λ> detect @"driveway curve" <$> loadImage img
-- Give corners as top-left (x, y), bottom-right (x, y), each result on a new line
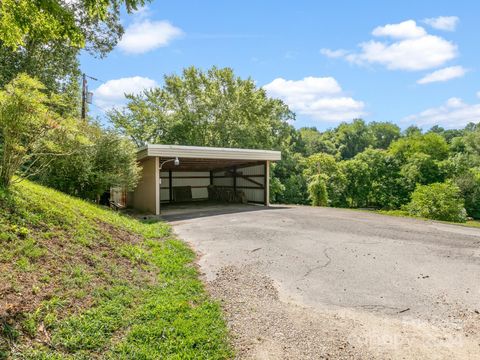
top-left (167, 205), bottom-right (480, 359)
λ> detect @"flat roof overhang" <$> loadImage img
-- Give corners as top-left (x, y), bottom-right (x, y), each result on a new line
top-left (137, 144), bottom-right (281, 171)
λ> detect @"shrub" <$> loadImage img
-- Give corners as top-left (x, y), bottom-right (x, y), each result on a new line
top-left (454, 169), bottom-right (480, 219)
top-left (405, 182), bottom-right (467, 222)
top-left (308, 174), bottom-right (328, 206)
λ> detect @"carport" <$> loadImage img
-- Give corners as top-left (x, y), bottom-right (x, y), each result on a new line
top-left (128, 145), bottom-right (281, 215)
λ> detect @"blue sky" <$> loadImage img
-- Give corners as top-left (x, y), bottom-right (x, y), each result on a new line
top-left (81, 0), bottom-right (480, 130)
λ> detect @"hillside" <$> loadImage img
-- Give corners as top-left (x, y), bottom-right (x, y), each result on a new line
top-left (0, 181), bottom-right (232, 359)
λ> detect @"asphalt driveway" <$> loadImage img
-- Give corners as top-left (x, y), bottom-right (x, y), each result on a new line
top-left (167, 205), bottom-right (480, 359)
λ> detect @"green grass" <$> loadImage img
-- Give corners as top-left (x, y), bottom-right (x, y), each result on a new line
top-left (0, 180), bottom-right (232, 359)
top-left (372, 209), bottom-right (480, 228)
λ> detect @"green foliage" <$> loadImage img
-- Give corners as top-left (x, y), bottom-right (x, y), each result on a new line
top-left (0, 40), bottom-right (81, 117)
top-left (405, 182), bottom-right (467, 223)
top-left (35, 121), bottom-right (141, 200)
top-left (0, 180), bottom-right (232, 358)
top-left (335, 119), bottom-right (374, 159)
top-left (354, 148), bottom-right (407, 208)
top-left (369, 121), bottom-right (401, 149)
top-left (298, 127), bottom-right (337, 156)
top-left (0, 74), bottom-right (74, 188)
top-left (400, 153), bottom-right (443, 190)
top-left (454, 168), bottom-right (480, 218)
top-left (340, 159), bottom-right (371, 207)
top-left (272, 151), bottom-right (308, 204)
top-left (269, 171), bottom-right (286, 203)
top-left (109, 66), bottom-right (294, 149)
top-left (308, 174), bottom-right (328, 206)
top-left (388, 132), bottom-right (449, 161)
top-left (0, 0), bottom-right (147, 52)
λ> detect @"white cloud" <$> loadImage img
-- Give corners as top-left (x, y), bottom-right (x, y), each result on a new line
top-left (424, 16), bottom-right (459, 31)
top-left (372, 20), bottom-right (426, 39)
top-left (118, 20), bottom-right (183, 54)
top-left (417, 65), bottom-right (467, 84)
top-left (403, 95), bottom-right (480, 129)
top-left (320, 48), bottom-right (348, 58)
top-left (322, 20), bottom-right (458, 71)
top-left (264, 77), bottom-right (365, 123)
top-left (477, 91), bottom-right (480, 99)
top-left (94, 76), bottom-right (157, 109)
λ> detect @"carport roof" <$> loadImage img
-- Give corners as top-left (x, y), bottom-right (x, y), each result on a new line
top-left (137, 144), bottom-right (281, 162)
top-left (137, 144), bottom-right (281, 171)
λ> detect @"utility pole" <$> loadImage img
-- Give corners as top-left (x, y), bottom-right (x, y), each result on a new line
top-left (81, 73), bottom-right (98, 120)
top-left (81, 73), bottom-right (87, 120)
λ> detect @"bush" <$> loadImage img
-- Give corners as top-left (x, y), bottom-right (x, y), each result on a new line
top-left (308, 174), bottom-right (328, 206)
top-left (405, 182), bottom-right (467, 222)
top-left (454, 169), bottom-right (480, 219)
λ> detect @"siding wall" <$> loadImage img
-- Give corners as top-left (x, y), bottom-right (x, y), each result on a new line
top-left (131, 157), bottom-right (158, 214)
top-left (213, 163), bottom-right (265, 204)
top-left (160, 171), bottom-right (210, 203)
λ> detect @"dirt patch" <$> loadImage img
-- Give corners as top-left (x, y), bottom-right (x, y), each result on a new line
top-left (208, 265), bottom-right (480, 360)
top-left (208, 265), bottom-right (372, 359)
top-left (0, 220), bottom-right (158, 353)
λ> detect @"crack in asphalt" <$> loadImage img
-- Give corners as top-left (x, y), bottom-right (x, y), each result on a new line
top-left (302, 247), bottom-right (332, 278)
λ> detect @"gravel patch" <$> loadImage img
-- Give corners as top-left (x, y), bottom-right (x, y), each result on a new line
top-left (208, 265), bottom-right (373, 359)
top-left (208, 265), bottom-right (480, 360)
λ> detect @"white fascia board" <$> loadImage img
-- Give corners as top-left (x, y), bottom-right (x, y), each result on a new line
top-left (138, 144), bottom-right (281, 161)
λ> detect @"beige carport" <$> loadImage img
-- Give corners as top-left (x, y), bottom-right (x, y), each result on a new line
top-left (128, 145), bottom-right (281, 215)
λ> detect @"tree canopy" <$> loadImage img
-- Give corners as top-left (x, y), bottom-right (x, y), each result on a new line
top-left (0, 0), bottom-right (148, 53)
top-left (109, 66), bottom-right (295, 149)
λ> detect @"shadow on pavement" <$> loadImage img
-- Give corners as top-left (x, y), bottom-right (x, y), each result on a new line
top-left (158, 202), bottom-right (289, 222)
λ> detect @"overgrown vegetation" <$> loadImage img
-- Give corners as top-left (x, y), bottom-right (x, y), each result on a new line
top-left (0, 180), bottom-right (232, 359)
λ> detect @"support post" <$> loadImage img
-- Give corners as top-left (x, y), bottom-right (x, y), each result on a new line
top-left (155, 157), bottom-right (160, 215)
top-left (264, 160), bottom-right (270, 206)
top-left (81, 73), bottom-right (87, 120)
top-left (169, 170), bottom-right (173, 203)
top-left (233, 166), bottom-right (237, 193)
top-left (210, 170), bottom-right (213, 185)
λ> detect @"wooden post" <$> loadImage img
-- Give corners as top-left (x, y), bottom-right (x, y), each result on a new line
top-left (169, 170), bottom-right (173, 203)
top-left (210, 170), bottom-right (213, 185)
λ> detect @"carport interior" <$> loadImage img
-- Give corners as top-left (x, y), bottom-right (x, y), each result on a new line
top-left (159, 157), bottom-right (268, 206)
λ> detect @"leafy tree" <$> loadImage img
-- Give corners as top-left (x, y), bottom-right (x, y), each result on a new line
top-left (400, 153), bottom-right (443, 189)
top-left (340, 159), bottom-right (371, 207)
top-left (0, 74), bottom-right (73, 188)
top-left (308, 174), bottom-right (328, 206)
top-left (428, 125), bottom-right (464, 143)
top-left (454, 169), bottom-right (480, 219)
top-left (109, 66), bottom-right (294, 149)
top-left (405, 182), bottom-right (467, 222)
top-left (269, 172), bottom-right (286, 204)
top-left (354, 148), bottom-right (407, 208)
top-left (298, 127), bottom-right (337, 156)
top-left (389, 133), bottom-right (449, 161)
top-left (369, 121), bottom-right (400, 149)
top-left (303, 153), bottom-right (347, 207)
top-left (272, 151), bottom-right (308, 204)
top-left (303, 153), bottom-right (338, 179)
top-left (403, 125), bottom-right (422, 137)
top-left (35, 122), bottom-right (140, 201)
top-left (335, 119), bottom-right (374, 159)
top-left (0, 0), bottom-right (146, 52)
top-left (0, 40), bottom-right (81, 117)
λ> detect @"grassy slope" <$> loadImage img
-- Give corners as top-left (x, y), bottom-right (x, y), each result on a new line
top-left (0, 181), bottom-right (232, 359)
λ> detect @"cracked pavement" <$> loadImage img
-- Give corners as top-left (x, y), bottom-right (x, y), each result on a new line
top-left (166, 204), bottom-right (480, 359)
